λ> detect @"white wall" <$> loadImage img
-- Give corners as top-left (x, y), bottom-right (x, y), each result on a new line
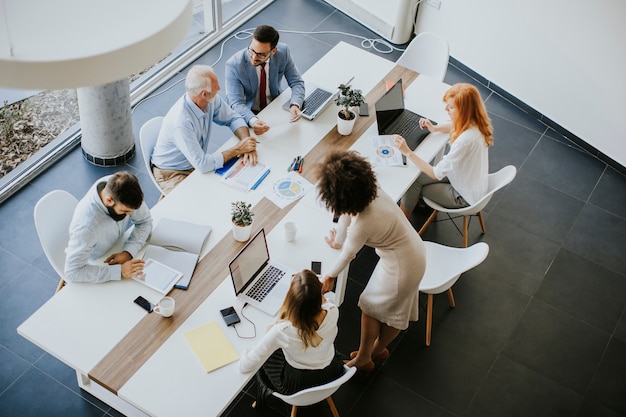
top-left (416, 0), bottom-right (626, 167)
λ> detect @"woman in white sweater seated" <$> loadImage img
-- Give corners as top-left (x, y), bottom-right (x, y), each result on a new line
top-left (239, 269), bottom-right (344, 408)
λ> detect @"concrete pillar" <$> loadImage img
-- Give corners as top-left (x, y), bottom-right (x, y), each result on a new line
top-left (77, 79), bottom-right (135, 166)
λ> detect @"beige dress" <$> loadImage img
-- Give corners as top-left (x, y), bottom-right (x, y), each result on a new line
top-left (327, 189), bottom-right (426, 330)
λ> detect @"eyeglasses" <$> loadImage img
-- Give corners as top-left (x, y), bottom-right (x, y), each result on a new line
top-left (248, 46), bottom-right (271, 59)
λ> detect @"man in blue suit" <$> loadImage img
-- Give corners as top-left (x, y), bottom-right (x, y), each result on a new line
top-left (225, 25), bottom-right (305, 135)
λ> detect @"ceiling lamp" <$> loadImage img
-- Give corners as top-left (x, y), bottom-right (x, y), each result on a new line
top-left (0, 0), bottom-right (192, 90)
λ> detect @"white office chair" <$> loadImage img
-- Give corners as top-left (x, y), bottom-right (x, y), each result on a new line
top-left (272, 365), bottom-right (357, 417)
top-left (34, 190), bottom-right (79, 292)
top-left (419, 165), bottom-right (517, 247)
top-left (419, 241), bottom-right (489, 346)
top-left (139, 116), bottom-right (165, 196)
top-left (396, 32), bottom-right (450, 82)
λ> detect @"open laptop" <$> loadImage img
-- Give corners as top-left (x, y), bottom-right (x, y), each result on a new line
top-left (375, 79), bottom-right (432, 151)
top-left (282, 77), bottom-right (354, 120)
top-left (282, 83), bottom-right (334, 120)
top-left (228, 228), bottom-right (294, 316)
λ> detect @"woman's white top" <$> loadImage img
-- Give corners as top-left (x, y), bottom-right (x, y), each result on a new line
top-left (433, 127), bottom-right (489, 205)
top-left (239, 301), bottom-right (339, 372)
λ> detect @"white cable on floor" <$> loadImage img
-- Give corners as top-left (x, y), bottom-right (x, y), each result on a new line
top-left (132, 28), bottom-right (406, 112)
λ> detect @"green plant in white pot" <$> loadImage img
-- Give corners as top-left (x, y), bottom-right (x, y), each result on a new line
top-left (335, 83), bottom-right (365, 135)
top-left (231, 201), bottom-right (254, 242)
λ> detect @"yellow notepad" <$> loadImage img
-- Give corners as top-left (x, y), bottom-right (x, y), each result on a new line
top-left (183, 321), bottom-right (239, 372)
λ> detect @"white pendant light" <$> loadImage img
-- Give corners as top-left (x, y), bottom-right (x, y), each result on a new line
top-left (0, 0), bottom-right (193, 89)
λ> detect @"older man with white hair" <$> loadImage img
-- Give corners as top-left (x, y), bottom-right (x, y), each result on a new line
top-left (151, 65), bottom-right (258, 194)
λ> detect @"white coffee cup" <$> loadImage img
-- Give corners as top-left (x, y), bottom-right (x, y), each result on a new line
top-left (284, 221), bottom-right (297, 242)
top-left (154, 296), bottom-right (175, 317)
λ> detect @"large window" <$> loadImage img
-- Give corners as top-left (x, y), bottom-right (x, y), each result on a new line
top-left (0, 0), bottom-right (273, 204)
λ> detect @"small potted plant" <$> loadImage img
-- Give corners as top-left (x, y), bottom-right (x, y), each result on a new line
top-left (231, 201), bottom-right (254, 242)
top-left (334, 83), bottom-right (365, 135)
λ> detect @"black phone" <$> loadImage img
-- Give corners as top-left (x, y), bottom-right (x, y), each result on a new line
top-left (134, 296), bottom-right (153, 313)
top-left (311, 261), bottom-right (322, 275)
top-left (359, 102), bottom-right (369, 116)
top-left (220, 306), bottom-right (241, 326)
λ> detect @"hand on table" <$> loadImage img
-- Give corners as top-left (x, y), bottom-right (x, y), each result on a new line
top-left (105, 251), bottom-right (132, 265)
top-left (252, 120), bottom-right (270, 135)
top-left (392, 135), bottom-right (411, 155)
top-left (241, 150), bottom-right (258, 166)
top-left (419, 117), bottom-right (436, 131)
top-left (324, 228), bottom-right (342, 249)
top-left (237, 136), bottom-right (257, 154)
top-left (289, 105), bottom-right (302, 123)
top-left (121, 259), bottom-right (145, 279)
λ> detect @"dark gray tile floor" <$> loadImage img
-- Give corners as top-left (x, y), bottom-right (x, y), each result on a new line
top-left (1, 0), bottom-right (625, 416)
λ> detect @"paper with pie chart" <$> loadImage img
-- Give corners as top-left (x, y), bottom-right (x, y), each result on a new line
top-left (268, 171), bottom-right (313, 208)
top-left (371, 135), bottom-right (404, 166)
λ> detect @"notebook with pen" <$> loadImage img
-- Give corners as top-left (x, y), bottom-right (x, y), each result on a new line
top-left (219, 158), bottom-right (270, 191)
top-left (375, 79), bottom-right (432, 151)
top-left (228, 228), bottom-right (294, 316)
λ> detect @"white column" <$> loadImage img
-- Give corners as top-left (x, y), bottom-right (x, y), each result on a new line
top-left (77, 79), bottom-right (135, 166)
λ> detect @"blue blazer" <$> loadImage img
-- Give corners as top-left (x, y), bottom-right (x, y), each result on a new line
top-left (225, 43), bottom-right (305, 124)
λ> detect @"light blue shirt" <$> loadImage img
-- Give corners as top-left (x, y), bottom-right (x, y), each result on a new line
top-left (64, 177), bottom-right (153, 283)
top-left (151, 94), bottom-right (247, 172)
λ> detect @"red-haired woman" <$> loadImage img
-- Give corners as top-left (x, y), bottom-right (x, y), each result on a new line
top-left (394, 82), bottom-right (494, 218)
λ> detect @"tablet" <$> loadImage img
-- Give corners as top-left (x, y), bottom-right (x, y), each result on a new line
top-left (132, 258), bottom-right (183, 295)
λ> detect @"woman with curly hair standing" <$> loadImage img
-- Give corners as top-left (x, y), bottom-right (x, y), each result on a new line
top-left (318, 150), bottom-right (426, 373)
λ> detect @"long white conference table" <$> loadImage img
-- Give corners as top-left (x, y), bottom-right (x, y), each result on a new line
top-left (18, 41), bottom-right (450, 417)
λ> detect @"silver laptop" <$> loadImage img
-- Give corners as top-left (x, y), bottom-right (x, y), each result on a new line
top-left (228, 228), bottom-right (294, 316)
top-left (282, 77), bottom-right (354, 120)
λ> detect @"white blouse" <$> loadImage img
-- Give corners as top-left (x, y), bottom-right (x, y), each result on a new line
top-left (433, 127), bottom-right (489, 205)
top-left (239, 301), bottom-right (339, 373)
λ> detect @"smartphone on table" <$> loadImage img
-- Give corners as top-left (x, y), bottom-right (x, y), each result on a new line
top-left (311, 261), bottom-right (322, 275)
top-left (134, 296), bottom-right (153, 313)
top-left (220, 306), bottom-right (241, 326)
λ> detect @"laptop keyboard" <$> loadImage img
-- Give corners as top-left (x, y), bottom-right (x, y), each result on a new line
top-left (302, 88), bottom-right (333, 117)
top-left (391, 113), bottom-right (423, 139)
top-left (245, 265), bottom-right (285, 302)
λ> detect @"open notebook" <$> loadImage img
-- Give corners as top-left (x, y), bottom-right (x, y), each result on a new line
top-left (143, 218), bottom-right (212, 290)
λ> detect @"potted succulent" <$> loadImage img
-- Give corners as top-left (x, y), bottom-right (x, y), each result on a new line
top-left (231, 201), bottom-right (254, 242)
top-left (335, 83), bottom-right (365, 135)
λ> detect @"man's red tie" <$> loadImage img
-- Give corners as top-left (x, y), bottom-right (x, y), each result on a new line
top-left (259, 63), bottom-right (267, 110)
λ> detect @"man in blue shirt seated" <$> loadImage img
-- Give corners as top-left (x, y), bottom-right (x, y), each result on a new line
top-left (225, 25), bottom-right (305, 135)
top-left (65, 171), bottom-right (153, 283)
top-left (151, 65), bottom-right (258, 194)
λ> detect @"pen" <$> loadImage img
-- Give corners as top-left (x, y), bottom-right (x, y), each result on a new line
top-left (290, 112), bottom-right (303, 122)
top-left (293, 156), bottom-right (301, 171)
top-left (298, 158), bottom-right (303, 173)
top-left (251, 169), bottom-right (271, 190)
top-left (288, 157), bottom-right (296, 171)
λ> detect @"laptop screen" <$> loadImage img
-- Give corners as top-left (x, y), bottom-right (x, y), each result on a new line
top-left (375, 79), bottom-right (405, 134)
top-left (229, 229), bottom-right (270, 295)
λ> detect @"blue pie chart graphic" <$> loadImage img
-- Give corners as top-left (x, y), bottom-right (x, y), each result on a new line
top-left (276, 179), bottom-right (303, 198)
